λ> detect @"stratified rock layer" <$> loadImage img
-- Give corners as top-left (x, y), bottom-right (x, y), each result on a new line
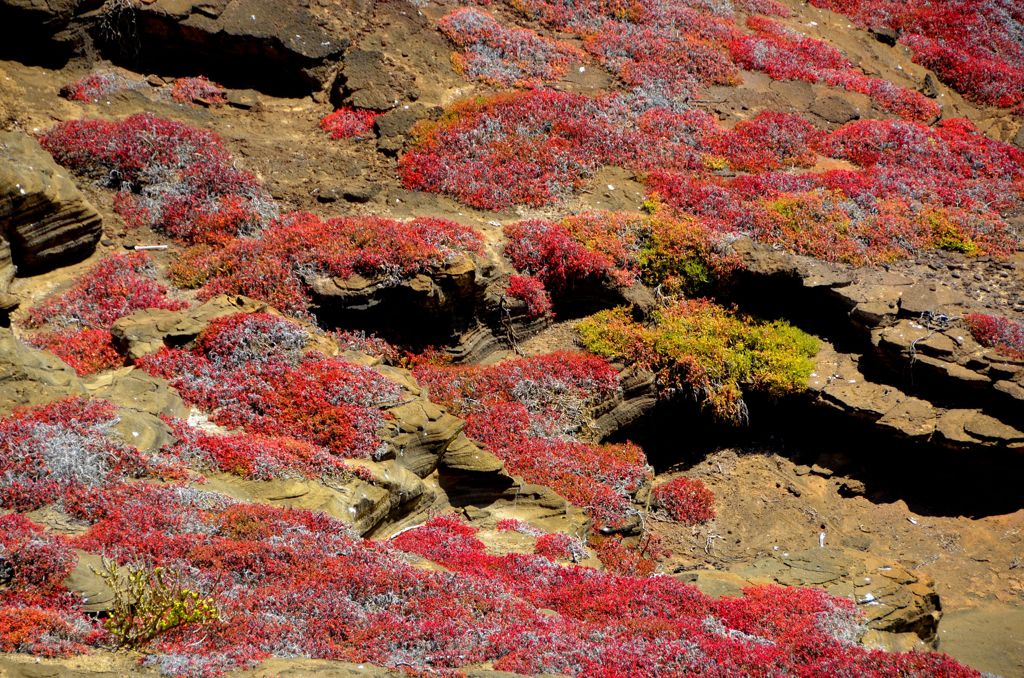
top-left (0, 131), bottom-right (102, 321)
top-left (731, 238), bottom-right (1024, 451)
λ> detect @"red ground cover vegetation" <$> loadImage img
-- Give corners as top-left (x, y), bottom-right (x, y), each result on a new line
top-left (652, 476), bottom-right (716, 524)
top-left (534, 532), bottom-right (588, 562)
top-left (965, 313), bottom-right (1024, 360)
top-left (400, 90), bottom-right (634, 209)
top-left (439, 7), bottom-right (583, 87)
top-left (0, 398), bottom-right (154, 512)
top-left (413, 352), bottom-right (652, 528)
top-left (581, 10), bottom-right (739, 108)
top-left (389, 515), bottom-right (977, 677)
top-left (0, 489), bottom-right (980, 675)
top-left (649, 117), bottom-right (1024, 264)
top-left (330, 329), bottom-right (403, 363)
top-left (403, 89), bottom-right (1024, 259)
top-left (26, 329), bottom-right (123, 376)
top-left (592, 532), bottom-right (667, 576)
top-left (38, 115), bottom-right (490, 318)
top-left (60, 71), bottom-right (144, 102)
top-left (163, 420), bottom-right (362, 481)
top-left (39, 113), bottom-right (276, 244)
top-left (400, 90), bottom-right (820, 210)
top-left (0, 514), bottom-right (102, 657)
top-left (171, 212), bottom-right (484, 316)
top-left (0, 407), bottom-right (980, 676)
top-left (503, 0), bottom-right (928, 117)
top-left (320, 107), bottom-right (379, 139)
top-left (811, 0), bottom-right (1024, 114)
top-left (504, 209), bottom-right (735, 298)
top-left (729, 16), bottom-right (939, 121)
top-left (22, 252), bottom-right (185, 375)
top-left (504, 219), bottom-right (613, 291)
top-left (138, 313), bottom-right (402, 458)
top-left (496, 517), bottom-right (544, 535)
top-left (735, 0), bottom-right (792, 16)
top-left (169, 76), bottom-right (226, 107)
top-left (504, 274), bottom-right (553, 318)
top-left (24, 253), bottom-right (185, 330)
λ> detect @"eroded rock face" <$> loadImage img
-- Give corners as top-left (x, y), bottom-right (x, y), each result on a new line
top-left (96, 0), bottom-right (351, 95)
top-left (0, 131), bottom-right (102, 298)
top-left (113, 296), bottom-right (498, 480)
top-left (0, 0), bottom-right (89, 63)
top-left (730, 239), bottom-right (1024, 451)
top-left (811, 345), bottom-right (1024, 450)
top-left (592, 365), bottom-right (659, 438)
top-left (310, 255), bottom-right (487, 345)
top-left (873, 319), bottom-right (1024, 430)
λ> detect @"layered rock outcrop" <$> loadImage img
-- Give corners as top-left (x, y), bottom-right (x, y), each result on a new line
top-left (730, 238), bottom-right (1024, 451)
top-left (110, 297), bottom-right (528, 534)
top-left (0, 131), bottom-right (102, 322)
top-left (97, 0), bottom-right (350, 95)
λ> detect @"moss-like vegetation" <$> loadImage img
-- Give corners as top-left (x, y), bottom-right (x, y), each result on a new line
top-left (578, 300), bottom-right (819, 422)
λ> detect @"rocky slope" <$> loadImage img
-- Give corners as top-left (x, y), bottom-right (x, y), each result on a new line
top-left (1, 0), bottom-right (1023, 675)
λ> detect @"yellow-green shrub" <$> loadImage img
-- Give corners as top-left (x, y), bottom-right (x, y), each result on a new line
top-left (94, 559), bottom-right (219, 649)
top-left (578, 300), bottom-right (819, 422)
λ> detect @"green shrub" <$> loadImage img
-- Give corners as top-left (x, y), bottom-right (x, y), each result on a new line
top-left (578, 300), bottom-right (819, 422)
top-left (94, 559), bottom-right (219, 649)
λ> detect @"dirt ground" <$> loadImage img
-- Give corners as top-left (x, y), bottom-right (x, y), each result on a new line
top-left (651, 449), bottom-right (1024, 677)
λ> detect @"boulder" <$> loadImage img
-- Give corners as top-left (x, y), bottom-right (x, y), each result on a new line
top-left (872, 319), bottom-right (1024, 428)
top-left (0, 0), bottom-right (81, 27)
top-left (111, 294), bottom-right (271, 359)
top-left (84, 366), bottom-right (189, 452)
top-left (381, 397), bottom-right (468, 477)
top-left (0, 330), bottom-right (182, 449)
top-left (375, 102), bottom-right (435, 155)
top-left (101, 0), bottom-right (351, 95)
top-left (441, 433), bottom-right (504, 473)
top-left (0, 326), bottom-right (85, 414)
top-left (810, 94), bottom-right (860, 124)
top-left (0, 131), bottom-right (102, 278)
top-left (337, 49), bottom-right (418, 111)
top-left (85, 366), bottom-right (189, 419)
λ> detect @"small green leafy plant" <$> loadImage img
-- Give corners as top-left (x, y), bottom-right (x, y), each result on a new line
top-left (94, 558), bottom-right (219, 649)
